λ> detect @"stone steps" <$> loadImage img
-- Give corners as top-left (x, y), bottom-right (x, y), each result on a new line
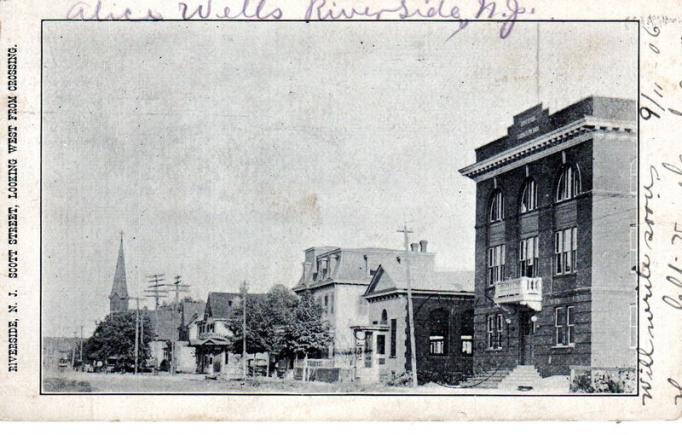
top-left (459, 368), bottom-right (512, 389)
top-left (460, 365), bottom-right (545, 390)
top-left (497, 365), bottom-right (543, 391)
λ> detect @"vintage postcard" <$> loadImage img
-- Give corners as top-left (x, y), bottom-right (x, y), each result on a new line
top-left (0, 0), bottom-right (681, 421)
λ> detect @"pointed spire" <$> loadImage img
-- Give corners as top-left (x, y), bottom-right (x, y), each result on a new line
top-left (111, 232), bottom-right (129, 300)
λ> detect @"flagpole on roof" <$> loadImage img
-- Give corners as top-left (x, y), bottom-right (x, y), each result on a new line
top-left (536, 22), bottom-right (541, 103)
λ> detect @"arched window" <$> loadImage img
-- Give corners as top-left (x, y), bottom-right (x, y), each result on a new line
top-left (556, 165), bottom-right (581, 202)
top-left (429, 309), bottom-right (448, 355)
top-left (489, 190), bottom-right (504, 222)
top-left (381, 309), bottom-right (388, 325)
top-left (520, 178), bottom-right (538, 213)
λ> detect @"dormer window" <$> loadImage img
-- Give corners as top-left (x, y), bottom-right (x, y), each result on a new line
top-left (489, 190), bottom-right (504, 222)
top-left (556, 165), bottom-right (581, 202)
top-left (520, 178), bottom-right (537, 213)
top-left (320, 258), bottom-right (329, 278)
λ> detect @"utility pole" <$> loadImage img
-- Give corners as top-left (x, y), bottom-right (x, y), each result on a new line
top-left (146, 274), bottom-right (167, 306)
top-left (168, 276), bottom-right (189, 375)
top-left (240, 281), bottom-right (248, 380)
top-left (134, 300), bottom-right (139, 375)
top-left (71, 330), bottom-right (77, 369)
top-left (140, 308), bottom-right (145, 367)
top-left (144, 273), bottom-right (167, 370)
top-left (130, 296), bottom-right (142, 375)
top-left (79, 325), bottom-right (84, 370)
top-left (92, 320), bottom-right (100, 370)
top-left (398, 224), bottom-right (418, 388)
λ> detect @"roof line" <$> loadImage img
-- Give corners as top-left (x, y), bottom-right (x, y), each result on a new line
top-left (459, 116), bottom-right (636, 179)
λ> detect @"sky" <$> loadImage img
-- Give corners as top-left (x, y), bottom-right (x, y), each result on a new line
top-left (42, 21), bottom-right (637, 337)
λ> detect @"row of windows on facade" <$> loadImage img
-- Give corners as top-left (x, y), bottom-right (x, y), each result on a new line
top-left (487, 224), bottom-right (637, 286)
top-left (316, 293), bottom-right (335, 315)
top-left (371, 309), bottom-right (474, 358)
top-left (487, 227), bottom-right (578, 286)
top-left (199, 322), bottom-right (216, 334)
top-left (489, 165), bottom-right (581, 223)
top-left (313, 255), bottom-right (378, 282)
top-left (488, 161), bottom-right (637, 223)
top-left (485, 304), bottom-right (637, 350)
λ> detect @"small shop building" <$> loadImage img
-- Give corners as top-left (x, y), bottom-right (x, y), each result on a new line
top-left (355, 255), bottom-right (474, 385)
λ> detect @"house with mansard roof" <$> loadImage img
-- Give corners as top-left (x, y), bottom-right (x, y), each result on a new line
top-left (292, 243), bottom-right (436, 366)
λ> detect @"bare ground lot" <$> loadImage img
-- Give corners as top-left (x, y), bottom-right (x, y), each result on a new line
top-left (43, 371), bottom-right (571, 394)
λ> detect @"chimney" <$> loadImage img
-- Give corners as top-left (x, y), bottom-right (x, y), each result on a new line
top-left (303, 262), bottom-right (312, 282)
top-left (419, 240), bottom-right (428, 252)
top-left (410, 242), bottom-right (420, 252)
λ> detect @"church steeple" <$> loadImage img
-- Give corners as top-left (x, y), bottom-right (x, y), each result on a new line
top-left (109, 231), bottom-right (129, 313)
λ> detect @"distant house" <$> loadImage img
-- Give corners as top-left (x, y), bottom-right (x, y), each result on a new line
top-left (148, 298), bottom-right (205, 372)
top-left (191, 292), bottom-right (266, 377)
top-left (42, 336), bottom-right (80, 371)
top-left (357, 255), bottom-right (474, 384)
top-left (292, 244), bottom-right (436, 367)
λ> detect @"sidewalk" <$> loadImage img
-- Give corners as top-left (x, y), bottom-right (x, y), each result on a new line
top-left (43, 370), bottom-right (572, 394)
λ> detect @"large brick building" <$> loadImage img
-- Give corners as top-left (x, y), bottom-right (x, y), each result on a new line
top-left (459, 96), bottom-right (637, 377)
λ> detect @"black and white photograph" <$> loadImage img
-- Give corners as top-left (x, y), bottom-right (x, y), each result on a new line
top-left (40, 20), bottom-right (638, 395)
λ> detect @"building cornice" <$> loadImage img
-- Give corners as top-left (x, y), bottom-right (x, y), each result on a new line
top-left (365, 288), bottom-right (474, 301)
top-left (459, 116), bottom-right (636, 182)
top-left (293, 279), bottom-right (370, 292)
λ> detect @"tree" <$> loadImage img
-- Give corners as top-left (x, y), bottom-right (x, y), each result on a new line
top-left (281, 291), bottom-right (333, 359)
top-left (84, 311), bottom-right (152, 371)
top-left (228, 286), bottom-right (332, 361)
top-left (228, 284), bottom-right (298, 356)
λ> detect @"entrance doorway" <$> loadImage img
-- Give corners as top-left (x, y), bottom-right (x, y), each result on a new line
top-left (352, 326), bottom-right (389, 384)
top-left (519, 309), bottom-right (535, 365)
